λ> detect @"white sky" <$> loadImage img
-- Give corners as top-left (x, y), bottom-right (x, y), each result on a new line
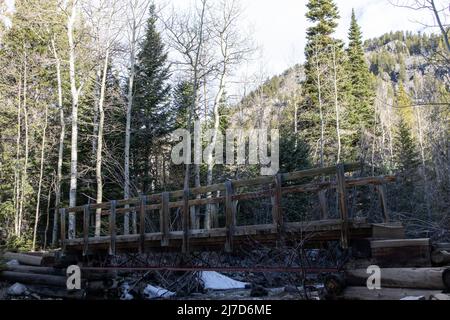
top-left (3, 0), bottom-right (445, 82)
top-left (239, 0), bottom-right (445, 76)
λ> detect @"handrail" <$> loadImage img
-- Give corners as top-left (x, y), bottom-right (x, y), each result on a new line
top-left (65, 163), bottom-right (362, 213)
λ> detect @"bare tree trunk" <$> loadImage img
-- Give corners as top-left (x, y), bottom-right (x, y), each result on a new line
top-left (44, 179), bottom-right (53, 250)
top-left (332, 45), bottom-right (342, 164)
top-left (205, 68), bottom-right (226, 229)
top-left (51, 38), bottom-right (65, 247)
top-left (19, 50), bottom-right (29, 238)
top-left (14, 74), bottom-right (22, 236)
top-left (95, 48), bottom-right (110, 237)
top-left (124, 22), bottom-right (136, 236)
top-left (67, 2), bottom-right (80, 239)
top-left (32, 104), bottom-right (49, 251)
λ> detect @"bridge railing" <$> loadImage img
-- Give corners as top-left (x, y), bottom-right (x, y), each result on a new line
top-left (60, 163), bottom-right (395, 255)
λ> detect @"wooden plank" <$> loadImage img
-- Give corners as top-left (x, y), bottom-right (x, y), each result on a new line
top-left (83, 205), bottom-right (90, 256)
top-left (371, 238), bottom-right (431, 267)
top-left (182, 189), bottom-right (190, 254)
top-left (340, 286), bottom-right (441, 300)
top-left (372, 223), bottom-right (405, 239)
top-left (376, 184), bottom-right (390, 222)
top-left (272, 174), bottom-right (284, 233)
top-left (139, 196), bottom-right (147, 253)
top-left (161, 192), bottom-right (170, 247)
top-left (224, 181), bottom-right (236, 253)
top-left (371, 238), bottom-right (430, 249)
top-left (109, 200), bottom-right (117, 256)
top-left (336, 164), bottom-right (349, 249)
top-left (60, 208), bottom-right (66, 253)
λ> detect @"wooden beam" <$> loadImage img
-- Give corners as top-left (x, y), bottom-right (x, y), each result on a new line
top-left (336, 164), bottom-right (349, 249)
top-left (161, 192), bottom-right (170, 247)
top-left (182, 189), bottom-right (190, 254)
top-left (225, 181), bottom-right (236, 253)
top-left (109, 200), bottom-right (117, 256)
top-left (83, 205), bottom-right (90, 256)
top-left (272, 174), bottom-right (284, 233)
top-left (376, 184), bottom-right (390, 222)
top-left (318, 190), bottom-right (329, 220)
top-left (139, 196), bottom-right (147, 253)
top-left (60, 208), bottom-right (66, 254)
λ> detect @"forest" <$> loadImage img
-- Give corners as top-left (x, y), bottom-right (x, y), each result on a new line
top-left (0, 0), bottom-right (448, 257)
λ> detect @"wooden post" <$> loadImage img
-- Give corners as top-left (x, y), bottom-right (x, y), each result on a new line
top-left (83, 204), bottom-right (90, 256)
top-left (60, 208), bottom-right (66, 254)
top-left (182, 189), bottom-right (190, 254)
top-left (318, 190), bottom-right (329, 220)
top-left (139, 196), bottom-right (147, 253)
top-left (109, 200), bottom-right (117, 256)
top-left (161, 192), bottom-right (170, 247)
top-left (272, 174), bottom-right (284, 233)
top-left (336, 164), bottom-right (349, 249)
top-left (225, 181), bottom-right (236, 253)
top-left (376, 183), bottom-right (390, 223)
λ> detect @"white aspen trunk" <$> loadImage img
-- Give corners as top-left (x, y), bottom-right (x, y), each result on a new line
top-left (44, 180), bottom-right (53, 250)
top-left (14, 75), bottom-right (22, 236)
top-left (124, 21), bottom-right (136, 236)
top-left (332, 46), bottom-right (342, 164)
top-left (68, 2), bottom-right (80, 239)
top-left (315, 55), bottom-right (325, 169)
top-left (95, 48), bottom-right (110, 237)
top-left (32, 104), bottom-right (49, 251)
top-left (19, 51), bottom-right (29, 238)
top-left (51, 38), bottom-right (65, 247)
top-left (205, 59), bottom-right (226, 229)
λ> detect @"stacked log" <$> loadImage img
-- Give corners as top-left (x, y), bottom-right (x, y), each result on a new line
top-left (336, 267), bottom-right (450, 300)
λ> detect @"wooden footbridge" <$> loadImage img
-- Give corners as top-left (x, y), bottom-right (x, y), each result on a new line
top-left (60, 163), bottom-right (401, 256)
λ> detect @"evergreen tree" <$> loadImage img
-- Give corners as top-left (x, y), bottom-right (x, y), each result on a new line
top-left (131, 4), bottom-right (172, 193)
top-left (304, 0), bottom-right (340, 99)
top-left (346, 9), bottom-right (375, 128)
top-left (344, 9), bottom-right (376, 161)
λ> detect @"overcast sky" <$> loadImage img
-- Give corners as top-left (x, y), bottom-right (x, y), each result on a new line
top-left (3, 0), bottom-right (444, 81)
top-left (238, 0), bottom-right (444, 76)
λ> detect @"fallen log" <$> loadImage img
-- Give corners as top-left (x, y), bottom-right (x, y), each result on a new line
top-left (27, 285), bottom-right (85, 300)
top-left (0, 271), bottom-right (68, 287)
top-left (431, 250), bottom-right (450, 266)
top-left (3, 252), bottom-right (53, 266)
top-left (345, 267), bottom-right (450, 290)
top-left (371, 238), bottom-right (431, 267)
top-left (340, 286), bottom-right (441, 300)
top-left (6, 265), bottom-right (66, 276)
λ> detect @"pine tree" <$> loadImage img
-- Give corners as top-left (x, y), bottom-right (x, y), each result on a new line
top-left (395, 116), bottom-right (420, 176)
top-left (346, 9), bottom-right (375, 128)
top-left (304, 0), bottom-right (340, 98)
top-left (131, 4), bottom-right (172, 193)
top-left (344, 9), bottom-right (376, 161)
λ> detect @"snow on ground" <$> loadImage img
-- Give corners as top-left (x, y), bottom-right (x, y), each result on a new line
top-left (143, 285), bottom-right (175, 299)
top-left (200, 271), bottom-right (249, 290)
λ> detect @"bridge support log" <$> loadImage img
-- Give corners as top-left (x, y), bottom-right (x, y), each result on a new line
top-left (336, 164), bottom-right (349, 249)
top-left (161, 192), bottom-right (170, 247)
top-left (109, 200), bottom-right (117, 256)
top-left (182, 189), bottom-right (190, 254)
top-left (225, 181), bottom-right (236, 253)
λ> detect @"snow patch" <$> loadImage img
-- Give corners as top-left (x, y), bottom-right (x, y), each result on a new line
top-left (401, 296), bottom-right (425, 300)
top-left (6, 259), bottom-right (19, 266)
top-left (143, 285), bottom-right (175, 299)
top-left (200, 271), bottom-right (249, 290)
top-left (120, 282), bottom-right (134, 300)
top-left (7, 283), bottom-right (28, 296)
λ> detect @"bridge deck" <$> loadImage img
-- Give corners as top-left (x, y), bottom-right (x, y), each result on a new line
top-left (60, 163), bottom-right (398, 256)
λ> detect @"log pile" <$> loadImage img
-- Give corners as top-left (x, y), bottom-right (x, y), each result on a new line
top-left (0, 252), bottom-right (117, 299)
top-left (331, 238), bottom-right (450, 300)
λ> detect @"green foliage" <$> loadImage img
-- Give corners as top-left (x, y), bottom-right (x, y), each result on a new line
top-left (131, 4), bottom-right (173, 193)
